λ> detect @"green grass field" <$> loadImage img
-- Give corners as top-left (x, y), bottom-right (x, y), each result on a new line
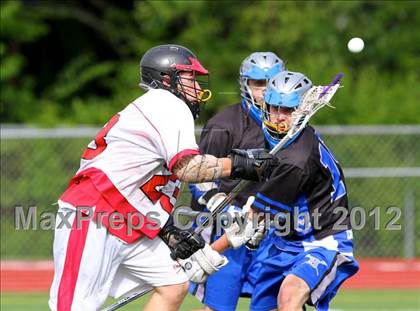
top-left (1, 289), bottom-right (419, 311)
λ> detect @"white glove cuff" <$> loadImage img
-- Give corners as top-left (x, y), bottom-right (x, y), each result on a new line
top-left (193, 244), bottom-right (228, 274)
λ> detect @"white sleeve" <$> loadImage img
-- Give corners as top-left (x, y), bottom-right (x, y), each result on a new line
top-left (139, 90), bottom-right (200, 171)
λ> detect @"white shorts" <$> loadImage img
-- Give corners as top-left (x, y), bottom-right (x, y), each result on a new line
top-left (49, 205), bottom-right (188, 311)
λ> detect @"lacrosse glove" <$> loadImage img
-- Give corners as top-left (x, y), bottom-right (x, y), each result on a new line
top-left (230, 148), bottom-right (278, 181)
top-left (224, 196), bottom-right (267, 249)
top-left (179, 244), bottom-right (228, 283)
top-left (159, 216), bottom-right (205, 260)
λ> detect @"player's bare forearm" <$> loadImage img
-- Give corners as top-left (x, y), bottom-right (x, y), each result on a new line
top-left (173, 154), bottom-right (232, 183)
top-left (210, 234), bottom-right (231, 253)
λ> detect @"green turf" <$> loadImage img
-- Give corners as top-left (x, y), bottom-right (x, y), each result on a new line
top-left (1, 289), bottom-right (419, 310)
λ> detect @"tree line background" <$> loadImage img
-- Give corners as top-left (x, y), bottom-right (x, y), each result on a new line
top-left (1, 0), bottom-right (419, 126)
top-left (1, 1), bottom-right (420, 259)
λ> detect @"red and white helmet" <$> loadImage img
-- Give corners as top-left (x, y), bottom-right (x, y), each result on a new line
top-left (140, 44), bottom-right (211, 119)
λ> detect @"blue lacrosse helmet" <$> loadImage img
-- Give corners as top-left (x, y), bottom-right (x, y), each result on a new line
top-left (262, 71), bottom-right (312, 148)
top-left (239, 52), bottom-right (285, 125)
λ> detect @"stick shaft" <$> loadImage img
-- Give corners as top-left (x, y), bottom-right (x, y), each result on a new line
top-left (319, 73), bottom-right (344, 98)
top-left (102, 288), bottom-right (153, 311)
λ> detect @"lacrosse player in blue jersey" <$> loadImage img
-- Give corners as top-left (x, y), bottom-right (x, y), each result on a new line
top-left (188, 52), bottom-right (285, 311)
top-left (191, 71), bottom-right (359, 311)
top-left (246, 71), bottom-right (359, 311)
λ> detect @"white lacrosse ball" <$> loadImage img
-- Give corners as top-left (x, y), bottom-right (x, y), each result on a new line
top-left (347, 37), bottom-right (364, 53)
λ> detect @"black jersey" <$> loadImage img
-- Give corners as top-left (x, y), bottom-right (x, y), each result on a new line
top-left (192, 102), bottom-right (265, 210)
top-left (252, 126), bottom-right (350, 240)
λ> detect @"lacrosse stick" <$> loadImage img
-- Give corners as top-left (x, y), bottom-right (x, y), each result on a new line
top-left (101, 288), bottom-right (153, 311)
top-left (194, 73), bottom-right (344, 235)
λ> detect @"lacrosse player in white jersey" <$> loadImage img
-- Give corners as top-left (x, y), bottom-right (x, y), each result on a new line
top-left (48, 44), bottom-right (277, 311)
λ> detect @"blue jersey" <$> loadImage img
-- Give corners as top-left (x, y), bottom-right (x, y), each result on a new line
top-left (251, 126), bottom-right (350, 241)
top-left (249, 126), bottom-right (358, 310)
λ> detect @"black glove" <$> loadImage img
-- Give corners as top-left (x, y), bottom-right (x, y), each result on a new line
top-left (230, 148), bottom-right (278, 181)
top-left (159, 216), bottom-right (205, 260)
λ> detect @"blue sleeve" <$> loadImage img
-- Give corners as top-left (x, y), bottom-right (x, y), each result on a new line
top-left (189, 183), bottom-right (205, 202)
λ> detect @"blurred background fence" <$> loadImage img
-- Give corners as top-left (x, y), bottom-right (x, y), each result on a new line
top-left (1, 125), bottom-right (419, 259)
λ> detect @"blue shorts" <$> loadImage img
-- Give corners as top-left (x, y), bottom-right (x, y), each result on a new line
top-left (250, 245), bottom-right (359, 311)
top-left (189, 233), bottom-right (275, 311)
top-left (189, 245), bottom-right (252, 311)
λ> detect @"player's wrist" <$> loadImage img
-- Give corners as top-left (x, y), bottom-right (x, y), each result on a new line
top-left (221, 157), bottom-right (232, 176)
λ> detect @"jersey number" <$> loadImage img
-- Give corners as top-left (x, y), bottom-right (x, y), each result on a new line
top-left (319, 141), bottom-right (346, 202)
top-left (140, 175), bottom-right (180, 213)
top-left (82, 114), bottom-right (120, 160)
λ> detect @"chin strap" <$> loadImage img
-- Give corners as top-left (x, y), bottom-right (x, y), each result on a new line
top-left (186, 101), bottom-right (200, 119)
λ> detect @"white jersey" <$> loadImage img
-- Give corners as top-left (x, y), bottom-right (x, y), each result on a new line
top-left (59, 89), bottom-right (199, 241)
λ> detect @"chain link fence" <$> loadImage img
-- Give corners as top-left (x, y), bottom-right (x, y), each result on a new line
top-left (1, 125), bottom-right (419, 259)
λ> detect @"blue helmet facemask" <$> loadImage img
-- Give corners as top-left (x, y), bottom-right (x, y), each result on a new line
top-left (239, 52), bottom-right (285, 125)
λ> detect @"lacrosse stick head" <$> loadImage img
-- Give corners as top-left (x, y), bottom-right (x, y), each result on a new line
top-left (239, 52), bottom-right (285, 122)
top-left (288, 82), bottom-right (341, 137)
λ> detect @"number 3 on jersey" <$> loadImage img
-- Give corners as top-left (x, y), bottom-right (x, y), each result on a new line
top-left (82, 114), bottom-right (120, 160)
